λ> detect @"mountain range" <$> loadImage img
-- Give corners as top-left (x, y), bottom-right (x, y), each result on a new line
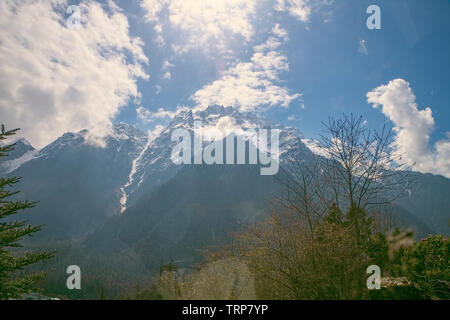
top-left (2, 105), bottom-right (448, 297)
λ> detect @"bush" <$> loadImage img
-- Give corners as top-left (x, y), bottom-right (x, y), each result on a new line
top-left (400, 235), bottom-right (449, 299)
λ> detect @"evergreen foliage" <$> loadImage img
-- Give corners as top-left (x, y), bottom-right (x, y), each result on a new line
top-left (0, 125), bottom-right (54, 300)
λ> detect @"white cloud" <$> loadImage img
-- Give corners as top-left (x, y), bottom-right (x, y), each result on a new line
top-left (137, 105), bottom-right (188, 124)
top-left (0, 0), bottom-right (148, 148)
top-left (162, 59), bottom-right (174, 80)
top-left (141, 0), bottom-right (167, 22)
top-left (254, 24), bottom-right (289, 53)
top-left (191, 30), bottom-right (300, 112)
top-left (274, 0), bottom-right (311, 22)
top-left (141, 1), bottom-right (334, 54)
top-left (140, 0), bottom-right (257, 54)
top-left (367, 79), bottom-right (450, 178)
top-left (201, 116), bottom-right (254, 141)
top-left (274, 0), bottom-right (335, 22)
top-left (163, 71), bottom-right (172, 80)
top-left (152, 107), bottom-right (180, 119)
top-left (253, 37), bottom-right (283, 53)
top-left (147, 124), bottom-right (165, 141)
top-left (162, 59), bottom-right (174, 70)
top-left (153, 23), bottom-right (165, 46)
top-left (136, 106), bottom-right (152, 123)
top-left (272, 24), bottom-right (289, 41)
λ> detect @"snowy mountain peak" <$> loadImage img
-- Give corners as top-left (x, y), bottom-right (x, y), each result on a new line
top-left (0, 137), bottom-right (37, 174)
top-left (116, 105), bottom-right (311, 212)
top-left (14, 137), bottom-right (33, 148)
top-left (3, 106), bottom-right (310, 214)
top-left (112, 122), bottom-right (146, 140)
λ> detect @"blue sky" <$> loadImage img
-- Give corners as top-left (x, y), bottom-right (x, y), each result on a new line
top-left (1, 0), bottom-right (449, 176)
top-left (111, 0), bottom-right (450, 145)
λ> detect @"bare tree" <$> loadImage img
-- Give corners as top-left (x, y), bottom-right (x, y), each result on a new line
top-left (276, 149), bottom-right (329, 234)
top-left (317, 114), bottom-right (414, 210)
top-left (279, 114), bottom-right (414, 223)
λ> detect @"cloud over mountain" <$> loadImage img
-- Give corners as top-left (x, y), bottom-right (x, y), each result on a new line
top-left (192, 25), bottom-right (301, 112)
top-left (0, 0), bottom-right (149, 148)
top-left (367, 79), bottom-right (450, 178)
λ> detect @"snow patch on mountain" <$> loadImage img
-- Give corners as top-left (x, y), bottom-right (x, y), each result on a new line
top-left (1, 150), bottom-right (41, 174)
top-left (114, 105), bottom-right (313, 215)
top-left (119, 125), bottom-right (167, 213)
top-left (120, 134), bottom-right (152, 213)
top-left (301, 138), bottom-right (330, 158)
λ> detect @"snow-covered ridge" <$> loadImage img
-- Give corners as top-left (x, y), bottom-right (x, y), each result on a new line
top-left (1, 138), bottom-right (38, 174)
top-left (2, 123), bottom-right (148, 174)
top-left (119, 132), bottom-right (153, 213)
top-left (2, 106), bottom-right (312, 214)
top-left (1, 150), bottom-right (40, 174)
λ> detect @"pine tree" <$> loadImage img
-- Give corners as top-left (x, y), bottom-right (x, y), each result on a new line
top-left (0, 125), bottom-right (54, 299)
